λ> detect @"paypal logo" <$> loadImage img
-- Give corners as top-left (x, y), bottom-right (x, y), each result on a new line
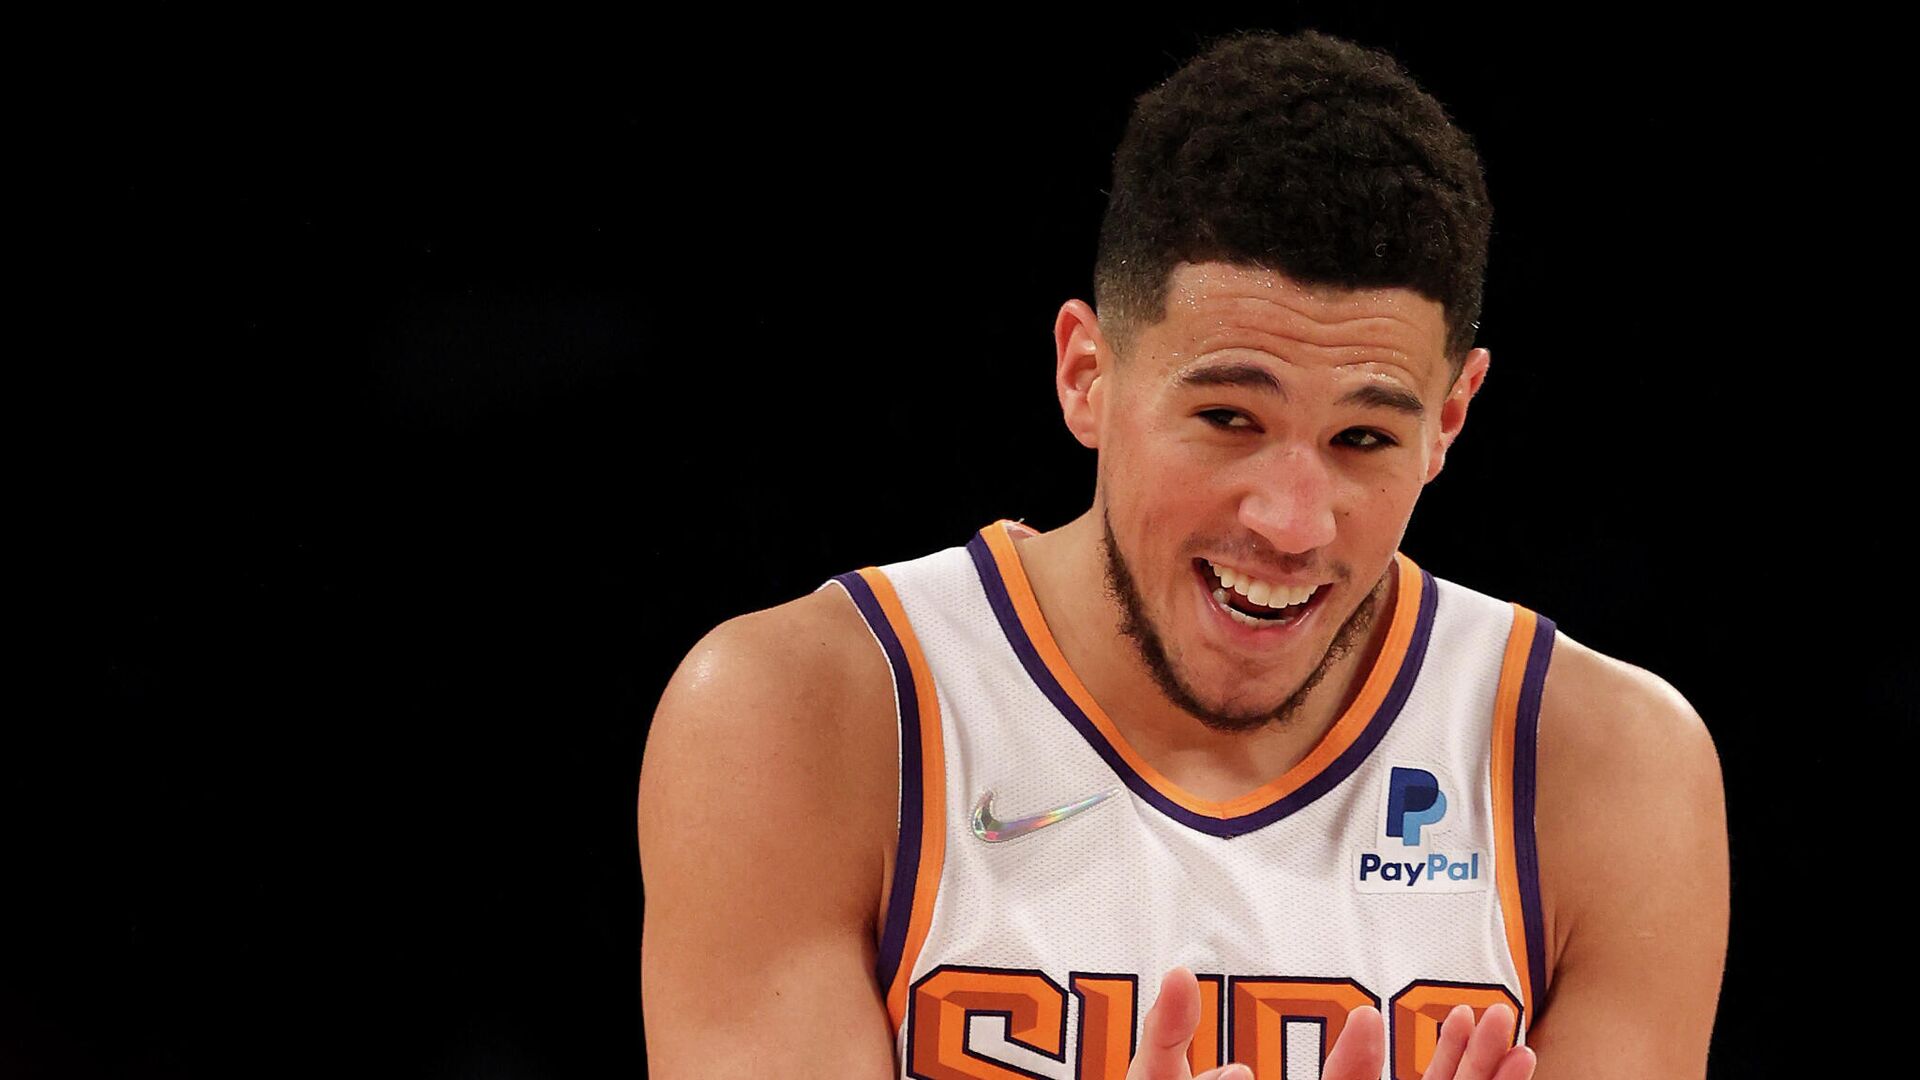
top-left (1358, 851), bottom-right (1480, 885)
top-left (1356, 764), bottom-right (1485, 894)
top-left (1386, 766), bottom-right (1447, 846)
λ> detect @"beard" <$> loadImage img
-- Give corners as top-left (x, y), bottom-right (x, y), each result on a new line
top-left (1099, 506), bottom-right (1385, 735)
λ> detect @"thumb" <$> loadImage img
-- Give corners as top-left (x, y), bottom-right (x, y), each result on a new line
top-left (1131, 966), bottom-right (1202, 1078)
top-left (1320, 1004), bottom-right (1387, 1080)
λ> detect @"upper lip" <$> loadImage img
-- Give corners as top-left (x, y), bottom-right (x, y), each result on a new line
top-left (1199, 557), bottom-right (1330, 591)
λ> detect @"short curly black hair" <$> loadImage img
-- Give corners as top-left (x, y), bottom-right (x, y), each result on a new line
top-left (1094, 29), bottom-right (1491, 378)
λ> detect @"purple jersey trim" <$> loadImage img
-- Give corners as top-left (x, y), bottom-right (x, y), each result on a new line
top-left (829, 570), bottom-right (924, 994)
top-left (1513, 612), bottom-right (1557, 1014)
top-left (966, 531), bottom-right (1437, 839)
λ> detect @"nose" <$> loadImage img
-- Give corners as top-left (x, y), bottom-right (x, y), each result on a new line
top-left (1237, 443), bottom-right (1338, 555)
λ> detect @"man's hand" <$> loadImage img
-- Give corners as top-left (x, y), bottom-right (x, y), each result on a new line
top-left (1123, 967), bottom-right (1253, 1080)
top-left (1126, 967), bottom-right (1537, 1080)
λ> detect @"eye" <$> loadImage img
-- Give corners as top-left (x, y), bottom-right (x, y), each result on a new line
top-left (1336, 428), bottom-right (1398, 451)
top-left (1198, 409), bottom-right (1254, 430)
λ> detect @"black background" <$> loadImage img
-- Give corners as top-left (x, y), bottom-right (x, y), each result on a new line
top-left (15, 8), bottom-right (1901, 1078)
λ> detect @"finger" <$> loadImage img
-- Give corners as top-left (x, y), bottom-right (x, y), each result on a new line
top-left (1488, 1045), bottom-right (1537, 1080)
top-left (1193, 1066), bottom-right (1252, 1080)
top-left (1455, 1003), bottom-right (1518, 1080)
top-left (1419, 1004), bottom-right (1474, 1080)
top-left (1131, 967), bottom-right (1201, 1079)
top-left (1320, 1004), bottom-right (1386, 1080)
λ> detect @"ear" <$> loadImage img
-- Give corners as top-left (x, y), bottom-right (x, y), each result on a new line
top-left (1054, 300), bottom-right (1108, 450)
top-left (1425, 347), bottom-right (1491, 484)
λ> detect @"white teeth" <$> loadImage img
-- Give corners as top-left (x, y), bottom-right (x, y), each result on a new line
top-left (1206, 559), bottom-right (1316, 608)
top-left (1213, 588), bottom-right (1297, 627)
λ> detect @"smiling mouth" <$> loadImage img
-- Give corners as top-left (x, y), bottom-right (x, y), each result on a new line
top-left (1194, 558), bottom-right (1326, 628)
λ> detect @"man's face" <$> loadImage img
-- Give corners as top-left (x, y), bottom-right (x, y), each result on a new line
top-left (1090, 261), bottom-right (1457, 733)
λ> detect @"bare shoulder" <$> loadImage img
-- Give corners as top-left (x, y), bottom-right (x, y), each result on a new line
top-left (1535, 632), bottom-right (1722, 794)
top-left (639, 583), bottom-right (899, 904)
top-left (637, 585), bottom-right (903, 1075)
top-left (1529, 630), bottom-right (1729, 1066)
top-left (645, 584), bottom-right (894, 762)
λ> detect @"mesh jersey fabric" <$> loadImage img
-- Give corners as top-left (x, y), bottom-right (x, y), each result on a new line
top-left (818, 519), bottom-right (1557, 1080)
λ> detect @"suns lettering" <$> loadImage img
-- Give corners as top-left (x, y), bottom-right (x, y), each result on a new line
top-left (1188, 974), bottom-right (1224, 1076)
top-left (1230, 978), bottom-right (1378, 1079)
top-left (1388, 981), bottom-right (1524, 1080)
top-left (908, 966), bottom-right (1068, 1080)
top-left (1068, 974), bottom-right (1136, 1080)
top-left (905, 966), bottom-right (1518, 1080)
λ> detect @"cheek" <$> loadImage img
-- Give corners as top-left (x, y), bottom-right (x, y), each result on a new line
top-left (1343, 477), bottom-right (1423, 549)
top-left (1139, 416), bottom-right (1230, 477)
top-left (1106, 447), bottom-right (1208, 544)
top-left (1136, 452), bottom-right (1222, 519)
top-left (1110, 420), bottom-right (1207, 485)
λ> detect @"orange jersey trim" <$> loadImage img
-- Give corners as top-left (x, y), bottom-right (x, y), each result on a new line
top-left (978, 519), bottom-right (1425, 820)
top-left (1492, 602), bottom-right (1552, 1028)
top-left (852, 566), bottom-right (949, 1033)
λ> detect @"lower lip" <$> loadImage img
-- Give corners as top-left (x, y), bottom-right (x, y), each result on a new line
top-left (1192, 560), bottom-right (1329, 647)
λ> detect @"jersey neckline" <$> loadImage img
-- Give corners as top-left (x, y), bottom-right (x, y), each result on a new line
top-left (964, 518), bottom-right (1438, 838)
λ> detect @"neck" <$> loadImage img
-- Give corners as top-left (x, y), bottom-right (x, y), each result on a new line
top-left (1011, 510), bottom-right (1400, 801)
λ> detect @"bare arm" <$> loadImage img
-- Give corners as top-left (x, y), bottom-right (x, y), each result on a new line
top-left (1527, 639), bottom-right (1730, 1078)
top-left (638, 595), bottom-right (900, 1078)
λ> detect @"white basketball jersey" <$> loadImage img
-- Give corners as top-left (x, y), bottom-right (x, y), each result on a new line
top-left (818, 519), bottom-right (1558, 1080)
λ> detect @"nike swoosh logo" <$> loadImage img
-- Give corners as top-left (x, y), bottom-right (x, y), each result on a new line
top-left (971, 787), bottom-right (1116, 843)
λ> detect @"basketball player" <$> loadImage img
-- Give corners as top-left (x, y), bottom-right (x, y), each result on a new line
top-left (638, 30), bottom-right (1728, 1080)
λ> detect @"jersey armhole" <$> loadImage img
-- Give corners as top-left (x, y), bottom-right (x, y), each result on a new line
top-left (1490, 603), bottom-right (1557, 1041)
top-left (818, 569), bottom-right (947, 1036)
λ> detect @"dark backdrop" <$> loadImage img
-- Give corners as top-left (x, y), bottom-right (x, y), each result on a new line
top-left (17, 9), bottom-right (1898, 1078)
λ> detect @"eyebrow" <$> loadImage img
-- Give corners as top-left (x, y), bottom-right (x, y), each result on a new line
top-left (1175, 361), bottom-right (1426, 417)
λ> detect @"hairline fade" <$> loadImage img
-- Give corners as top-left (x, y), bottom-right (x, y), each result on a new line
top-left (1092, 29), bottom-right (1491, 388)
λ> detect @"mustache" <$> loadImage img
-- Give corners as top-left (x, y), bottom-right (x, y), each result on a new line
top-left (1100, 508), bottom-right (1386, 735)
top-left (1190, 545), bottom-right (1349, 585)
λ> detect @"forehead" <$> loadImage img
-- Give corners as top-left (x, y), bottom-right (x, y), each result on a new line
top-left (1140, 261), bottom-right (1448, 392)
